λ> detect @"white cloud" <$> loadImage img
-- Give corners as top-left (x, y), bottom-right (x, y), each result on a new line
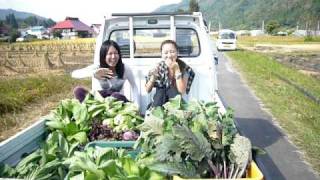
top-left (0, 0), bottom-right (182, 24)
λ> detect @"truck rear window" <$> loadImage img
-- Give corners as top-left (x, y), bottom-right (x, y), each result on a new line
top-left (109, 28), bottom-right (200, 58)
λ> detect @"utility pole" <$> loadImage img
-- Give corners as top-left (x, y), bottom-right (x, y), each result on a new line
top-left (262, 20), bottom-right (264, 33)
top-left (317, 21), bottom-right (319, 36)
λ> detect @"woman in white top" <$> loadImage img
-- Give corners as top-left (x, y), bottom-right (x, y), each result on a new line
top-left (74, 40), bottom-right (139, 104)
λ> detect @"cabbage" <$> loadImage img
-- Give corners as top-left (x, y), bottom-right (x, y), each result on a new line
top-left (122, 131), bottom-right (139, 141)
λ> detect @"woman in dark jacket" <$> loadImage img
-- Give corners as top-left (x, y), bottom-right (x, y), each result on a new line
top-left (145, 39), bottom-right (195, 107)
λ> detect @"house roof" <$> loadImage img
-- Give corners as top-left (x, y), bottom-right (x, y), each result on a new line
top-left (51, 17), bottom-right (92, 32)
top-left (0, 25), bottom-right (10, 34)
top-left (31, 26), bottom-right (45, 30)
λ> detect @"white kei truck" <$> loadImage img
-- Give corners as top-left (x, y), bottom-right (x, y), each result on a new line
top-left (0, 12), bottom-right (262, 179)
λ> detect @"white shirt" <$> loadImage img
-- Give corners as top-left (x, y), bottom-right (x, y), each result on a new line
top-left (71, 64), bottom-right (140, 108)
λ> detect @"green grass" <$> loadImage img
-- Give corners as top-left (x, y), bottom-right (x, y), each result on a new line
top-left (304, 36), bottom-right (320, 42)
top-left (227, 50), bottom-right (320, 173)
top-left (0, 74), bottom-right (88, 114)
top-left (0, 74), bottom-right (90, 131)
top-left (237, 35), bottom-right (320, 46)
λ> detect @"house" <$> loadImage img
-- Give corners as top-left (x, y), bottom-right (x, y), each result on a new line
top-left (90, 24), bottom-right (101, 37)
top-left (27, 26), bottom-right (47, 39)
top-left (236, 30), bottom-right (251, 36)
top-left (0, 25), bottom-right (10, 42)
top-left (250, 30), bottom-right (264, 36)
top-left (276, 31), bottom-right (288, 36)
top-left (0, 25), bottom-right (10, 36)
top-left (51, 17), bottom-right (93, 39)
top-left (293, 30), bottom-right (320, 36)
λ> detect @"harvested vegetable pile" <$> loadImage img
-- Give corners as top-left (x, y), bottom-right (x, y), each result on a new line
top-left (0, 93), bottom-right (162, 180)
top-left (0, 94), bottom-right (255, 179)
top-left (46, 92), bottom-right (144, 143)
top-left (135, 95), bottom-right (253, 179)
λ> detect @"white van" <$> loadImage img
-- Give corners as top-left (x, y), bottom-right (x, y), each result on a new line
top-left (216, 29), bottom-right (237, 51)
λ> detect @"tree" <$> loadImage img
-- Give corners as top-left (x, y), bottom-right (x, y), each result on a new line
top-left (189, 0), bottom-right (200, 12)
top-left (23, 16), bottom-right (56, 28)
top-left (266, 20), bottom-right (280, 34)
top-left (24, 16), bottom-right (39, 26)
top-left (8, 29), bottom-right (20, 43)
top-left (177, 8), bottom-right (186, 13)
top-left (5, 13), bottom-right (18, 29)
top-left (53, 30), bottom-right (62, 39)
top-left (44, 18), bottom-right (56, 28)
top-left (78, 31), bottom-right (89, 38)
top-left (40, 18), bottom-right (56, 28)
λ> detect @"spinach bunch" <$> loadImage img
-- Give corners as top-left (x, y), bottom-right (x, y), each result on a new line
top-left (64, 146), bottom-right (164, 180)
top-left (1, 131), bottom-right (74, 179)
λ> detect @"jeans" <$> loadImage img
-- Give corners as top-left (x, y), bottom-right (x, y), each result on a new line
top-left (73, 86), bottom-right (128, 103)
top-left (151, 86), bottom-right (180, 107)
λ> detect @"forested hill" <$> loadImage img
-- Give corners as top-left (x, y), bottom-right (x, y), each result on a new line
top-left (0, 9), bottom-right (45, 20)
top-left (155, 0), bottom-right (320, 30)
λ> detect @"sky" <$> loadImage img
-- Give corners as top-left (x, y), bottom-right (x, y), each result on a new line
top-left (0, 0), bottom-right (182, 25)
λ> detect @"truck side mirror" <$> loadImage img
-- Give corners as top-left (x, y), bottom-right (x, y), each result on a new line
top-left (214, 55), bottom-right (218, 65)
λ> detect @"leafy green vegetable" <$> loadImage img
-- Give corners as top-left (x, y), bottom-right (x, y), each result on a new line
top-left (0, 163), bottom-right (17, 178)
top-left (2, 95), bottom-right (147, 179)
top-left (229, 134), bottom-right (252, 178)
top-left (174, 125), bottom-right (213, 162)
top-left (5, 131), bottom-right (72, 179)
top-left (135, 95), bottom-right (253, 179)
top-left (64, 146), bottom-right (165, 180)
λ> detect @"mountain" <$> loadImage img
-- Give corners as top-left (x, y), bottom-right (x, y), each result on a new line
top-left (200, 0), bottom-right (320, 30)
top-left (154, 0), bottom-right (320, 30)
top-left (155, 0), bottom-right (189, 12)
top-left (0, 9), bottom-right (47, 20)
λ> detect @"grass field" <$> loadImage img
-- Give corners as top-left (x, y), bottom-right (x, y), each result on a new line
top-left (227, 50), bottom-right (320, 173)
top-left (237, 35), bottom-right (320, 46)
top-left (0, 72), bottom-right (90, 140)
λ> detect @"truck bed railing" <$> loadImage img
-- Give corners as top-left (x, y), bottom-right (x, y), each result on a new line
top-left (111, 12), bottom-right (193, 17)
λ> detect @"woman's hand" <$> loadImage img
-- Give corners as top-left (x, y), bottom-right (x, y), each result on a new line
top-left (94, 68), bottom-right (114, 80)
top-left (149, 67), bottom-right (159, 82)
top-left (169, 62), bottom-right (180, 75)
top-left (145, 67), bottom-right (158, 93)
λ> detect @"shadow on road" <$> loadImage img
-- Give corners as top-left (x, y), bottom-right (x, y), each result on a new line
top-left (216, 50), bottom-right (319, 180)
top-left (236, 117), bottom-right (286, 180)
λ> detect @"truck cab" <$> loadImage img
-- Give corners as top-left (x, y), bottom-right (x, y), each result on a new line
top-left (88, 12), bottom-right (220, 113)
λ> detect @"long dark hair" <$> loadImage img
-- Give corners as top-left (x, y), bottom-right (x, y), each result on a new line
top-left (160, 39), bottom-right (178, 52)
top-left (99, 40), bottom-right (125, 78)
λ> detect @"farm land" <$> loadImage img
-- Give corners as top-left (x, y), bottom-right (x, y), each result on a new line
top-left (0, 39), bottom-right (95, 141)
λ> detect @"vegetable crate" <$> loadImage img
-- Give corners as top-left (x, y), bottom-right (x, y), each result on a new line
top-left (85, 140), bottom-right (139, 158)
top-left (173, 161), bottom-right (263, 180)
